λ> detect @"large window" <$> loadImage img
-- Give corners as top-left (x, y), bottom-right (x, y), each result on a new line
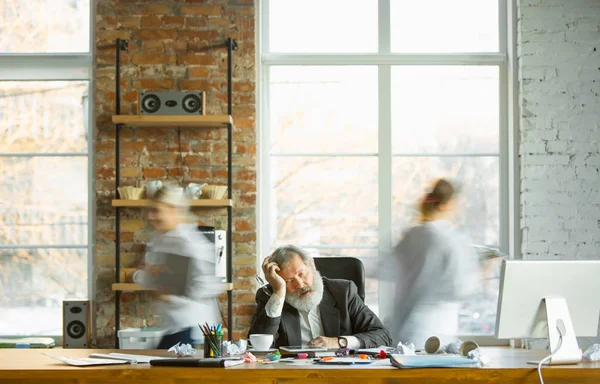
top-left (260, 0), bottom-right (509, 338)
top-left (0, 0), bottom-right (92, 337)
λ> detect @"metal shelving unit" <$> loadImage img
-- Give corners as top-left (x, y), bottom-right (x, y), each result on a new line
top-left (111, 37), bottom-right (237, 347)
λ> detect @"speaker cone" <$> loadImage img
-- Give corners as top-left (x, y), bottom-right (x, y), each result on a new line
top-left (141, 94), bottom-right (161, 114)
top-left (66, 320), bottom-right (86, 339)
top-left (182, 94), bottom-right (201, 113)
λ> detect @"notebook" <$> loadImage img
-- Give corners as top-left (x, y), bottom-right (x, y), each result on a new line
top-left (315, 357), bottom-right (374, 365)
top-left (89, 353), bottom-right (166, 364)
top-left (391, 354), bottom-right (481, 368)
top-left (0, 337), bottom-right (55, 348)
top-left (149, 358), bottom-right (244, 368)
top-left (355, 346), bottom-right (395, 355)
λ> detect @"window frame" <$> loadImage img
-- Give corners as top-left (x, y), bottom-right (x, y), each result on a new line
top-left (258, 0), bottom-right (518, 345)
top-left (0, 1), bottom-right (94, 343)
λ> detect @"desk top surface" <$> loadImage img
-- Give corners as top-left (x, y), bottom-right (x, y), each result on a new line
top-left (0, 347), bottom-right (598, 371)
top-left (1, 347), bottom-right (599, 384)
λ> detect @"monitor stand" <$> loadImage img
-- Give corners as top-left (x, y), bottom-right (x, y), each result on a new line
top-left (527, 297), bottom-right (583, 365)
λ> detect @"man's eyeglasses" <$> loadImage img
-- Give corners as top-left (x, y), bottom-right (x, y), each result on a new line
top-left (255, 274), bottom-right (272, 297)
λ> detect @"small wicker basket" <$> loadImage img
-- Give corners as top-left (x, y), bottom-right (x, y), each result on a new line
top-left (201, 185), bottom-right (228, 200)
top-left (118, 187), bottom-right (146, 200)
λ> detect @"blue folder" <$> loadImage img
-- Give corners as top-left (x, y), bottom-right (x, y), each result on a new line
top-left (391, 354), bottom-right (480, 368)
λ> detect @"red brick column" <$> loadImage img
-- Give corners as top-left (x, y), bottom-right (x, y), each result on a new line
top-left (94, 0), bottom-right (256, 346)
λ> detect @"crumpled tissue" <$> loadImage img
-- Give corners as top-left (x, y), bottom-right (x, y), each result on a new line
top-left (222, 339), bottom-right (248, 356)
top-left (443, 340), bottom-right (463, 355)
top-left (467, 348), bottom-right (491, 365)
top-left (396, 341), bottom-right (416, 355)
top-left (583, 344), bottom-right (600, 361)
top-left (168, 342), bottom-right (197, 357)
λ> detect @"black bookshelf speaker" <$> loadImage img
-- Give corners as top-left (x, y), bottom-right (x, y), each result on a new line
top-left (139, 91), bottom-right (206, 115)
top-left (63, 300), bottom-right (90, 348)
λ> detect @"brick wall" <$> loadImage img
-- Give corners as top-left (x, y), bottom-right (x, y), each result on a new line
top-left (518, 0), bottom-right (600, 259)
top-left (94, 0), bottom-right (256, 347)
top-left (518, 0), bottom-right (600, 344)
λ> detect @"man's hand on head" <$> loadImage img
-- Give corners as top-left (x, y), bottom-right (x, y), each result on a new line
top-left (307, 336), bottom-right (339, 349)
top-left (262, 256), bottom-right (287, 298)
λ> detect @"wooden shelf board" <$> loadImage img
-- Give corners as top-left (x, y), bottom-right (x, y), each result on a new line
top-left (112, 283), bottom-right (233, 291)
top-left (112, 283), bottom-right (154, 291)
top-left (112, 199), bottom-right (232, 207)
top-left (112, 115), bottom-right (233, 127)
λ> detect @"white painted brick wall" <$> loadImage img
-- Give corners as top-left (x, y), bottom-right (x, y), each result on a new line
top-left (518, 0), bottom-right (600, 346)
top-left (518, 0), bottom-right (600, 262)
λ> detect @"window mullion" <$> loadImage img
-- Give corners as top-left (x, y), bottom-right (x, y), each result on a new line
top-left (378, 0), bottom-right (391, 54)
top-left (0, 245), bottom-right (88, 249)
top-left (0, 153), bottom-right (88, 157)
top-left (377, 64), bottom-right (393, 322)
top-left (0, 55), bottom-right (92, 81)
top-left (262, 53), bottom-right (506, 66)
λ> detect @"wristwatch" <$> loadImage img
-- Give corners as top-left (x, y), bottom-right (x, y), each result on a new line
top-left (337, 337), bottom-right (348, 348)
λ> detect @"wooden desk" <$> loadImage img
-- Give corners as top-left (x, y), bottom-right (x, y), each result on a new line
top-left (1, 347), bottom-right (599, 384)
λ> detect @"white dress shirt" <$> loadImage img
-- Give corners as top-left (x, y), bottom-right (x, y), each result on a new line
top-left (264, 293), bottom-right (361, 349)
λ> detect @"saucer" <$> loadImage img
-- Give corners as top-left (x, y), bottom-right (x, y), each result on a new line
top-left (247, 348), bottom-right (277, 353)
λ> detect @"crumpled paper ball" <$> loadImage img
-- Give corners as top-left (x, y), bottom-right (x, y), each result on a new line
top-left (583, 344), bottom-right (600, 361)
top-left (168, 342), bottom-right (197, 357)
top-left (443, 340), bottom-right (463, 355)
top-left (467, 348), bottom-right (491, 365)
top-left (396, 341), bottom-right (416, 355)
top-left (222, 340), bottom-right (248, 356)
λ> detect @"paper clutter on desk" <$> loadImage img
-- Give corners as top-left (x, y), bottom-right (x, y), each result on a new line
top-left (396, 341), bottom-right (416, 355)
top-left (242, 352), bottom-right (257, 363)
top-left (425, 337), bottom-right (480, 357)
top-left (222, 340), bottom-right (248, 356)
top-left (264, 351), bottom-right (281, 362)
top-left (168, 342), bottom-right (197, 357)
top-left (583, 344), bottom-right (600, 362)
top-left (425, 336), bottom-right (443, 354)
top-left (442, 340), bottom-right (463, 355)
top-left (467, 348), bottom-right (491, 366)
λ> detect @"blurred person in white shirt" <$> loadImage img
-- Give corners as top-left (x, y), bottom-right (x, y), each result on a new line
top-left (384, 178), bottom-right (482, 349)
top-left (141, 186), bottom-right (222, 349)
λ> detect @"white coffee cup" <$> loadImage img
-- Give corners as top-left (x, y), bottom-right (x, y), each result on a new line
top-left (185, 182), bottom-right (206, 199)
top-left (145, 180), bottom-right (162, 198)
top-left (249, 334), bottom-right (273, 351)
top-left (132, 270), bottom-right (146, 284)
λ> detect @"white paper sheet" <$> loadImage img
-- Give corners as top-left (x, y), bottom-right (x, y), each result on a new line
top-left (43, 353), bottom-right (130, 367)
top-left (89, 353), bottom-right (166, 364)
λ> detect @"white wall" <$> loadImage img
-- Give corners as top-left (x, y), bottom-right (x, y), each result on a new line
top-left (518, 0), bottom-right (600, 345)
top-left (519, 0), bottom-right (600, 259)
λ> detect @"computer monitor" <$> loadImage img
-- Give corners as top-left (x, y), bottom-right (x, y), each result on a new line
top-left (495, 260), bottom-right (600, 365)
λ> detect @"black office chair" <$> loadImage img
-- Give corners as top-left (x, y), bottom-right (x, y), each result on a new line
top-left (313, 257), bottom-right (366, 301)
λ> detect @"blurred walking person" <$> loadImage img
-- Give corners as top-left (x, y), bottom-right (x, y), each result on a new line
top-left (385, 178), bottom-right (481, 348)
top-left (140, 186), bottom-right (222, 349)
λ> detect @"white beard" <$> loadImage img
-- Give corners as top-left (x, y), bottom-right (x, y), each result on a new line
top-left (285, 270), bottom-right (324, 312)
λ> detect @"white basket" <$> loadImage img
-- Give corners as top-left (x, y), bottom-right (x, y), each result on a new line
top-left (117, 328), bottom-right (167, 349)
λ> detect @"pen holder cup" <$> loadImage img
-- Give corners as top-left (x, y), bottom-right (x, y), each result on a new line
top-left (203, 334), bottom-right (223, 358)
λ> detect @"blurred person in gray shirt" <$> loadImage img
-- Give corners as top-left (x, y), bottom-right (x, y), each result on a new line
top-left (139, 186), bottom-right (222, 348)
top-left (383, 179), bottom-right (482, 349)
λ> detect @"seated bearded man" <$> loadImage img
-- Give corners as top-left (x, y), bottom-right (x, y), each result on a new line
top-left (248, 245), bottom-right (392, 349)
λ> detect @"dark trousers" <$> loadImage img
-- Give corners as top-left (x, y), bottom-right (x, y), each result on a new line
top-left (157, 327), bottom-right (193, 349)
